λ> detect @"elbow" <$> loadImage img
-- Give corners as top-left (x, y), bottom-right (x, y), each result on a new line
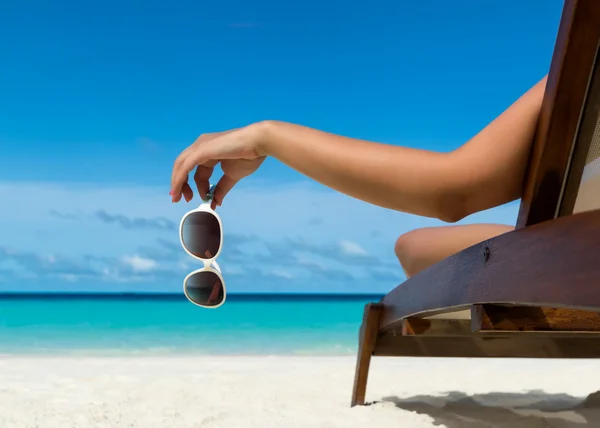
top-left (430, 153), bottom-right (475, 224)
top-left (433, 188), bottom-right (471, 224)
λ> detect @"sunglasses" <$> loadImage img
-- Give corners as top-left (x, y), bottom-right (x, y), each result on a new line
top-left (179, 184), bottom-right (226, 308)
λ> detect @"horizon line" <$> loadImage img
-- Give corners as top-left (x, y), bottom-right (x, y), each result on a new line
top-left (0, 291), bottom-right (385, 301)
top-left (0, 291), bottom-right (384, 295)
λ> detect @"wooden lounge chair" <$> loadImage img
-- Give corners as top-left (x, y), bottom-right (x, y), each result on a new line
top-left (351, 0), bottom-right (600, 407)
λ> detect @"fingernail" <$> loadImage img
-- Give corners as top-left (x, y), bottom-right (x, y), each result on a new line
top-left (169, 190), bottom-right (172, 195)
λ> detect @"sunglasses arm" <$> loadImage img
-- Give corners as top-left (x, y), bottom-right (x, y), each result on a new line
top-left (202, 183), bottom-right (217, 205)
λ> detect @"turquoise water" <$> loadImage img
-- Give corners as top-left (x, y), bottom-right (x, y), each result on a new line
top-left (0, 294), bottom-right (382, 356)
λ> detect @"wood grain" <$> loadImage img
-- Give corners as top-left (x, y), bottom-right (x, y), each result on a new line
top-left (373, 332), bottom-right (600, 358)
top-left (379, 209), bottom-right (600, 332)
top-left (516, 0), bottom-right (600, 228)
top-left (351, 303), bottom-right (382, 407)
top-left (351, 0), bottom-right (600, 405)
top-left (472, 305), bottom-right (600, 332)
top-left (402, 318), bottom-right (473, 336)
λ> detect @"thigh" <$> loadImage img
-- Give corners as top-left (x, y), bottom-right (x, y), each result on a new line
top-left (395, 223), bottom-right (514, 277)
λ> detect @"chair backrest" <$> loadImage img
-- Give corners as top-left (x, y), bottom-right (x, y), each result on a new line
top-left (516, 0), bottom-right (600, 229)
top-left (572, 106), bottom-right (600, 214)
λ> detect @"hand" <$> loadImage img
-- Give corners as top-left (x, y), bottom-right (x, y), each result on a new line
top-left (170, 123), bottom-right (267, 208)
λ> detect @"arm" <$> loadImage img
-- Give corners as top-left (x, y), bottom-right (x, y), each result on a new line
top-left (259, 76), bottom-right (547, 222)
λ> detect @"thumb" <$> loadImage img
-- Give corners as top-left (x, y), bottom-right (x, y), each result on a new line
top-left (213, 174), bottom-right (239, 207)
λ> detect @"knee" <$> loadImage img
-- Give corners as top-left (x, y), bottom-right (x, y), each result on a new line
top-left (394, 230), bottom-right (425, 278)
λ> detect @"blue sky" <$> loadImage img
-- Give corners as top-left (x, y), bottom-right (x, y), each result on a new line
top-left (0, 0), bottom-right (563, 293)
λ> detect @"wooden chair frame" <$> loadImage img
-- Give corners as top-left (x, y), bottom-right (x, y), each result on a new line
top-left (351, 0), bottom-right (600, 407)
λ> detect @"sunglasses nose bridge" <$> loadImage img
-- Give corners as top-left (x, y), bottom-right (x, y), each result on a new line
top-left (180, 190), bottom-right (225, 308)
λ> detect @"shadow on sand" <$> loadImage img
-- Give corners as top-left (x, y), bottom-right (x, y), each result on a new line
top-left (377, 390), bottom-right (600, 427)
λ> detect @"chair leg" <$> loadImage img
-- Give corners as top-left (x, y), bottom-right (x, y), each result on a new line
top-left (351, 303), bottom-right (383, 407)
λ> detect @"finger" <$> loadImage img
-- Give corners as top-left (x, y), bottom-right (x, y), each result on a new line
top-left (171, 144), bottom-right (194, 187)
top-left (171, 133), bottom-right (217, 200)
top-left (171, 133), bottom-right (225, 202)
top-left (193, 160), bottom-right (219, 200)
top-left (181, 181), bottom-right (193, 202)
top-left (171, 144), bottom-right (194, 182)
top-left (171, 129), bottom-right (238, 198)
top-left (213, 174), bottom-right (239, 207)
top-left (173, 175), bottom-right (191, 203)
top-left (171, 148), bottom-right (194, 202)
top-left (171, 150), bottom-right (211, 202)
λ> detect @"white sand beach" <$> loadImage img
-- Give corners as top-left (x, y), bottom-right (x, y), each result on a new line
top-left (1, 356), bottom-right (599, 428)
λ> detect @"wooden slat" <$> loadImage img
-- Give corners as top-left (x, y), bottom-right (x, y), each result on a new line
top-left (379, 209), bottom-right (600, 332)
top-left (516, 0), bottom-right (600, 228)
top-left (352, 2), bottom-right (600, 407)
top-left (558, 46), bottom-right (600, 216)
top-left (373, 332), bottom-right (600, 358)
top-left (402, 318), bottom-right (473, 336)
top-left (471, 305), bottom-right (600, 332)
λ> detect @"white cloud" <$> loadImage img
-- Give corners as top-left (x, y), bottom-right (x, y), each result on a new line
top-left (58, 273), bottom-right (78, 282)
top-left (121, 255), bottom-right (157, 273)
top-left (270, 269), bottom-right (295, 279)
top-left (339, 240), bottom-right (368, 256)
top-left (0, 179), bottom-right (520, 293)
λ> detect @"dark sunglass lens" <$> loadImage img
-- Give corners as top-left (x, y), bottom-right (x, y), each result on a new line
top-left (182, 212), bottom-right (221, 259)
top-left (185, 271), bottom-right (224, 307)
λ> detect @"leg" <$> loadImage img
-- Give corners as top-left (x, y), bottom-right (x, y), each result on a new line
top-left (395, 223), bottom-right (514, 277)
top-left (351, 303), bottom-right (382, 407)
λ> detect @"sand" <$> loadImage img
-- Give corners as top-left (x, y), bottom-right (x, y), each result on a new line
top-left (0, 356), bottom-right (599, 428)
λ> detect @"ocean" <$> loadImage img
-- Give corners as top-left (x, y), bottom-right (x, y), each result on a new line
top-left (0, 293), bottom-right (383, 356)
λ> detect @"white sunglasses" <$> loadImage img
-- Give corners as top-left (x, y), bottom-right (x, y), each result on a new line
top-left (179, 184), bottom-right (226, 308)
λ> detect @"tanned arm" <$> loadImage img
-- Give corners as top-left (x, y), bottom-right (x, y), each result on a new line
top-left (259, 76), bottom-right (547, 222)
